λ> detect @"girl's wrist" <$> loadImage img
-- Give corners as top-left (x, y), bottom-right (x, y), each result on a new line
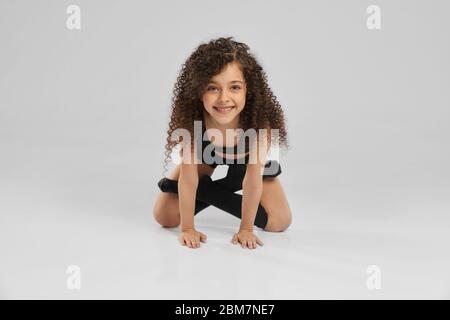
top-left (181, 218), bottom-right (195, 231)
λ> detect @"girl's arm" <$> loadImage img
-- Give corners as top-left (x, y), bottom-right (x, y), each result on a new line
top-left (240, 130), bottom-right (271, 231)
top-left (178, 144), bottom-right (199, 231)
top-left (240, 164), bottom-right (264, 231)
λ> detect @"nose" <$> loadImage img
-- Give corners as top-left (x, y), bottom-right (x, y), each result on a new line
top-left (218, 89), bottom-right (230, 104)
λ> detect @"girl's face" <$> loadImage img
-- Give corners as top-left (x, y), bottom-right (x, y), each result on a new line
top-left (202, 61), bottom-right (247, 127)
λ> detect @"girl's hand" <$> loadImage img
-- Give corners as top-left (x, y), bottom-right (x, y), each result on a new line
top-left (231, 229), bottom-right (264, 249)
top-left (179, 229), bottom-right (207, 249)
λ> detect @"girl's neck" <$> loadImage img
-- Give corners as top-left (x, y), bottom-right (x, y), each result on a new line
top-left (202, 111), bottom-right (241, 146)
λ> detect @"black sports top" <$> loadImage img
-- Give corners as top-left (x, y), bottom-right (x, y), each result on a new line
top-left (198, 121), bottom-right (251, 168)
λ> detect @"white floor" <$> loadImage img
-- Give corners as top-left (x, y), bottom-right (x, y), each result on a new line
top-left (0, 141), bottom-right (449, 299)
top-left (1, 174), bottom-right (449, 299)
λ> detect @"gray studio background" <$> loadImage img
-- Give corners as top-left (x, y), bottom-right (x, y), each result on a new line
top-left (1, 0), bottom-right (449, 299)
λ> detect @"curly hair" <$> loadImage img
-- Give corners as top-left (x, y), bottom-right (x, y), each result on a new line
top-left (161, 36), bottom-right (289, 177)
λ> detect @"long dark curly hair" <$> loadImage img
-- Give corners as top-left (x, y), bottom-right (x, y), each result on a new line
top-left (161, 36), bottom-right (289, 177)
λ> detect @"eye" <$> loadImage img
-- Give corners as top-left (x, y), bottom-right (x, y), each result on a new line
top-left (207, 86), bottom-right (218, 92)
top-left (231, 85), bottom-right (241, 90)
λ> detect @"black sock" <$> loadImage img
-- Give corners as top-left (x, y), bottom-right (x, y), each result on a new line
top-left (157, 178), bottom-right (207, 215)
top-left (195, 175), bottom-right (268, 229)
top-left (156, 173), bottom-right (243, 215)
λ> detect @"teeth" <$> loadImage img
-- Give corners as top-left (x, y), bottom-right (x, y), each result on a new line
top-left (216, 106), bottom-right (233, 112)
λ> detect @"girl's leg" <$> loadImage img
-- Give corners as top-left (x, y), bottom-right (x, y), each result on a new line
top-left (194, 175), bottom-right (269, 229)
top-left (192, 161), bottom-right (290, 231)
top-left (154, 161), bottom-right (291, 231)
top-left (157, 164), bottom-right (245, 214)
top-left (153, 163), bottom-right (214, 227)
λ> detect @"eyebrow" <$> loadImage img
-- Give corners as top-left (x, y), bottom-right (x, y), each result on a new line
top-left (208, 80), bottom-right (244, 85)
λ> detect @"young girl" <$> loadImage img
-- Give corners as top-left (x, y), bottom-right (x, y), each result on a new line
top-left (153, 37), bottom-right (292, 249)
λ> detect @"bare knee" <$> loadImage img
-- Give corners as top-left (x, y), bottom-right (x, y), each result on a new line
top-left (153, 207), bottom-right (180, 228)
top-left (152, 196), bottom-right (180, 228)
top-left (264, 211), bottom-right (292, 232)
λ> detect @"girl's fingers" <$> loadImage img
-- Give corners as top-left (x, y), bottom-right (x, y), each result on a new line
top-left (256, 237), bottom-right (264, 246)
top-left (181, 234), bottom-right (263, 248)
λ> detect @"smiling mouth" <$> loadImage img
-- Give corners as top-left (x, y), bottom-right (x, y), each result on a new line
top-left (214, 106), bottom-right (235, 113)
